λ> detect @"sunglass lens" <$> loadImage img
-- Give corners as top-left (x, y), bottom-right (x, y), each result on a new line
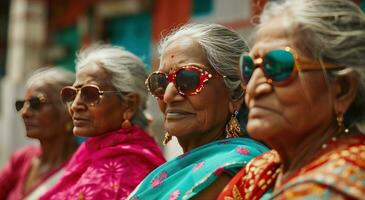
top-left (15, 100), bottom-right (25, 111)
top-left (61, 87), bottom-right (77, 104)
top-left (175, 68), bottom-right (200, 95)
top-left (148, 73), bottom-right (168, 99)
top-left (81, 86), bottom-right (100, 104)
top-left (240, 55), bottom-right (255, 82)
top-left (263, 49), bottom-right (294, 82)
top-left (29, 97), bottom-right (41, 110)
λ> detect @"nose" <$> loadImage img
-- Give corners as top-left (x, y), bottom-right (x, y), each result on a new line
top-left (21, 102), bottom-right (33, 118)
top-left (163, 82), bottom-right (184, 103)
top-left (70, 91), bottom-right (87, 113)
top-left (245, 68), bottom-right (273, 103)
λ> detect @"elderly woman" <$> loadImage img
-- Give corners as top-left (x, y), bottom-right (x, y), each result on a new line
top-left (41, 46), bottom-right (165, 199)
top-left (0, 67), bottom-right (78, 199)
top-left (128, 23), bottom-right (268, 200)
top-left (219, 0), bottom-right (365, 199)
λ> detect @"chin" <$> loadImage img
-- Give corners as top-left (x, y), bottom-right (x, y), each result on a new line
top-left (165, 127), bottom-right (191, 139)
top-left (73, 127), bottom-right (96, 137)
top-left (25, 128), bottom-right (42, 138)
top-left (26, 132), bottom-right (40, 139)
top-left (247, 120), bottom-right (272, 140)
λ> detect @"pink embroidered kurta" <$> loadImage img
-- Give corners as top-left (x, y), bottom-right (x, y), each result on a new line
top-left (0, 146), bottom-right (67, 200)
top-left (41, 126), bottom-right (165, 200)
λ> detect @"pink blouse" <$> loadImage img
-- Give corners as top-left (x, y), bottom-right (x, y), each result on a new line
top-left (0, 146), bottom-right (67, 200)
top-left (41, 126), bottom-right (165, 200)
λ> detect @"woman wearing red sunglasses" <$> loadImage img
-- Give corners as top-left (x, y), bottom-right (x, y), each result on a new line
top-left (41, 45), bottom-right (165, 200)
top-left (0, 67), bottom-right (78, 199)
top-left (128, 24), bottom-right (268, 199)
top-left (219, 0), bottom-right (365, 199)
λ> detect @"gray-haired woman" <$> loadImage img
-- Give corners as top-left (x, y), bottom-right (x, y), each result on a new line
top-left (219, 0), bottom-right (365, 199)
top-left (0, 67), bottom-right (78, 199)
top-left (128, 23), bottom-right (268, 200)
top-left (41, 45), bottom-right (165, 200)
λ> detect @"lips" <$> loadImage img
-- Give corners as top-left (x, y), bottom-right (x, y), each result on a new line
top-left (72, 116), bottom-right (90, 126)
top-left (23, 121), bottom-right (38, 128)
top-left (165, 108), bottom-right (195, 119)
top-left (248, 102), bottom-right (279, 118)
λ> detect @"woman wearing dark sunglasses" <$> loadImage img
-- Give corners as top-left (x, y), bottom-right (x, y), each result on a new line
top-left (0, 67), bottom-right (78, 199)
top-left (219, 0), bottom-right (365, 199)
top-left (128, 24), bottom-right (268, 200)
top-left (41, 45), bottom-right (165, 199)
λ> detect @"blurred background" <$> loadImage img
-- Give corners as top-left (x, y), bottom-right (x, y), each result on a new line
top-left (0, 0), bottom-right (364, 167)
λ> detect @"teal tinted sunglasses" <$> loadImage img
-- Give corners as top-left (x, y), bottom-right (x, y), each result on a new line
top-left (240, 47), bottom-right (340, 86)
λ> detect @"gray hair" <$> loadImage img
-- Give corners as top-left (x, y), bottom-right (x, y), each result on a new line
top-left (158, 23), bottom-right (249, 100)
top-left (26, 67), bottom-right (75, 112)
top-left (260, 0), bottom-right (365, 127)
top-left (75, 45), bottom-right (148, 129)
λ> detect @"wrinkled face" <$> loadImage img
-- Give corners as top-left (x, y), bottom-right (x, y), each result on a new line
top-left (21, 82), bottom-right (71, 140)
top-left (157, 37), bottom-right (232, 139)
top-left (245, 17), bottom-right (334, 145)
top-left (69, 63), bottom-right (126, 137)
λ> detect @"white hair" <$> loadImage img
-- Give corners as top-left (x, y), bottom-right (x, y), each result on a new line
top-left (26, 67), bottom-right (75, 111)
top-left (158, 23), bottom-right (249, 100)
top-left (75, 45), bottom-right (149, 129)
top-left (260, 0), bottom-right (365, 126)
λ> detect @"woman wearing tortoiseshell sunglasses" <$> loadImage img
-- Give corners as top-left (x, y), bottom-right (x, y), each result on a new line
top-left (219, 0), bottom-right (365, 199)
top-left (128, 23), bottom-right (269, 200)
top-left (41, 45), bottom-right (165, 200)
top-left (0, 67), bottom-right (78, 200)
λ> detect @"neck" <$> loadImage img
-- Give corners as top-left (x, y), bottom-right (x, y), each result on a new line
top-left (38, 132), bottom-right (77, 167)
top-left (271, 123), bottom-right (337, 181)
top-left (177, 128), bottom-right (226, 153)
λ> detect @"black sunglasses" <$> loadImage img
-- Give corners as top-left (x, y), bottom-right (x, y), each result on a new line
top-left (15, 96), bottom-right (46, 112)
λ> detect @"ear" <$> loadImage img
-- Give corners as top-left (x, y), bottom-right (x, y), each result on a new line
top-left (122, 92), bottom-right (140, 120)
top-left (332, 68), bottom-right (359, 114)
top-left (228, 95), bottom-right (244, 114)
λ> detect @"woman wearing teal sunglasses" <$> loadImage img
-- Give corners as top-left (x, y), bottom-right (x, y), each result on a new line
top-left (219, 0), bottom-right (365, 199)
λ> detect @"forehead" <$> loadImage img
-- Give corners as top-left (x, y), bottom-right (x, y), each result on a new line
top-left (75, 63), bottom-right (112, 87)
top-left (159, 37), bottom-right (211, 71)
top-left (252, 16), bottom-right (294, 54)
top-left (25, 81), bottom-right (52, 98)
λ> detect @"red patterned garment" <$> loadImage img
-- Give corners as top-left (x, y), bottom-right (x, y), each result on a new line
top-left (218, 150), bottom-right (281, 200)
top-left (218, 135), bottom-right (365, 200)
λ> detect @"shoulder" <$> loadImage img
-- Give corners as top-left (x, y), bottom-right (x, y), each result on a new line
top-left (274, 182), bottom-right (352, 200)
top-left (9, 145), bottom-right (40, 165)
top-left (210, 138), bottom-right (269, 160)
top-left (129, 140), bottom-right (267, 200)
top-left (279, 136), bottom-right (365, 199)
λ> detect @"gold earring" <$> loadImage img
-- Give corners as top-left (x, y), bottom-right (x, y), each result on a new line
top-left (336, 112), bottom-right (344, 128)
top-left (122, 119), bottom-right (132, 129)
top-left (65, 122), bottom-right (73, 133)
top-left (225, 110), bottom-right (241, 138)
top-left (163, 132), bottom-right (172, 145)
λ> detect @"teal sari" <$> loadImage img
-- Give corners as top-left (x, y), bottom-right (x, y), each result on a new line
top-left (128, 138), bottom-right (268, 200)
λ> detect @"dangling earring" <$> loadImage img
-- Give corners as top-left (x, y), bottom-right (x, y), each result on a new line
top-left (163, 132), bottom-right (172, 145)
top-left (65, 122), bottom-right (73, 133)
top-left (336, 111), bottom-right (349, 134)
top-left (122, 119), bottom-right (132, 129)
top-left (225, 110), bottom-right (241, 138)
top-left (336, 112), bottom-right (344, 128)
